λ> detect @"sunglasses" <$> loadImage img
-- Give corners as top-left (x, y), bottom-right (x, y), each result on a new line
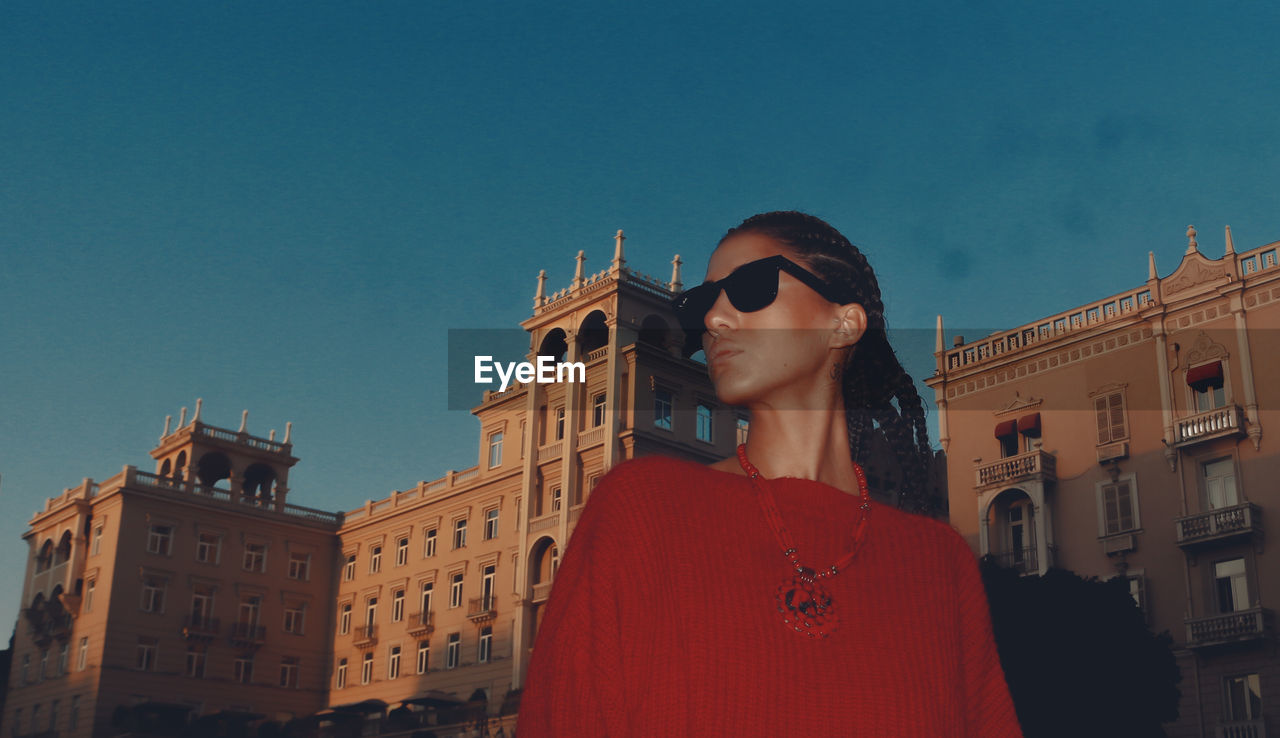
top-left (671, 255), bottom-right (849, 331)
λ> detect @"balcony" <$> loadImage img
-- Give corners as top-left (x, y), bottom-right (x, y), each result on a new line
top-left (228, 622), bottom-right (266, 648)
top-left (1175, 502), bottom-right (1262, 548)
top-left (1185, 606), bottom-right (1272, 649)
top-left (530, 581), bottom-right (553, 603)
top-left (988, 545), bottom-right (1057, 575)
top-left (182, 615), bottom-right (221, 640)
top-left (1215, 719), bottom-right (1267, 738)
top-left (1174, 405), bottom-right (1246, 448)
top-left (975, 449), bottom-right (1056, 490)
top-left (353, 624), bottom-right (378, 649)
top-left (406, 611), bottom-right (434, 638)
top-left (468, 596), bottom-right (497, 624)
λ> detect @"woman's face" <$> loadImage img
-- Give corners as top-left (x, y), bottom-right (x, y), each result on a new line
top-left (701, 232), bottom-right (856, 408)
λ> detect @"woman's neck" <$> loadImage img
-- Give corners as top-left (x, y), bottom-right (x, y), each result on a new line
top-left (728, 404), bottom-right (861, 496)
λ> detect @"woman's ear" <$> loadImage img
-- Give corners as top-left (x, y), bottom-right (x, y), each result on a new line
top-left (830, 304), bottom-right (867, 349)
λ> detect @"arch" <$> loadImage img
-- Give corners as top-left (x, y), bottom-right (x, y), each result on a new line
top-left (528, 536), bottom-right (559, 588)
top-left (54, 531), bottom-right (72, 566)
top-left (36, 539), bottom-right (54, 573)
top-left (639, 314), bottom-right (672, 348)
top-left (576, 311), bottom-right (609, 355)
top-left (160, 458), bottom-right (172, 476)
top-left (538, 329), bottom-right (568, 362)
top-left (986, 488), bottom-right (1036, 573)
top-left (242, 463), bottom-right (277, 504)
top-left (174, 450), bottom-right (187, 480)
top-left (195, 452), bottom-right (231, 487)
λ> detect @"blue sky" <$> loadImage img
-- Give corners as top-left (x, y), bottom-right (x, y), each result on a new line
top-left (2, 1), bottom-right (1278, 630)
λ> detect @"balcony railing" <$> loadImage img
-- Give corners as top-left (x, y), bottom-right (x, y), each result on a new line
top-left (1175, 405), bottom-right (1246, 447)
top-left (1175, 502), bottom-right (1261, 547)
top-left (1216, 718), bottom-right (1267, 738)
top-left (988, 545), bottom-right (1057, 575)
top-left (182, 615), bottom-right (221, 639)
top-left (406, 611), bottom-right (434, 638)
top-left (468, 596), bottom-right (497, 623)
top-left (531, 582), bottom-right (553, 603)
top-left (1186, 606), bottom-right (1272, 648)
top-left (228, 622), bottom-right (266, 647)
top-left (353, 624), bottom-right (378, 648)
top-left (975, 449), bottom-right (1056, 489)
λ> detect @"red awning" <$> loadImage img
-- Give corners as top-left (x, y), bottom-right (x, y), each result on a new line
top-left (994, 420), bottom-right (1017, 438)
top-left (1187, 362), bottom-right (1224, 391)
top-left (1017, 412), bottom-right (1042, 437)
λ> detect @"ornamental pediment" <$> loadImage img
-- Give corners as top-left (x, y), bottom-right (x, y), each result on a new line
top-left (1163, 252), bottom-right (1230, 299)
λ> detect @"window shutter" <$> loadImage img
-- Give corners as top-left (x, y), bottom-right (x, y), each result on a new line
top-left (1095, 397), bottom-right (1109, 444)
top-left (1108, 393), bottom-right (1125, 441)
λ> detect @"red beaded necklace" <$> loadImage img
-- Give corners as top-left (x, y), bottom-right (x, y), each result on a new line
top-left (737, 443), bottom-right (872, 639)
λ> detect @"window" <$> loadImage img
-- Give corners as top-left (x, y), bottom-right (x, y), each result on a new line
top-left (1099, 479), bottom-right (1138, 535)
top-left (479, 626), bottom-right (492, 663)
top-left (396, 537), bottom-right (409, 567)
top-left (1204, 458), bottom-right (1239, 509)
top-left (392, 590), bottom-right (405, 622)
top-left (736, 417), bottom-right (750, 446)
top-left (388, 645), bottom-right (401, 679)
top-left (288, 552), bottom-right (310, 580)
top-left (1127, 575), bottom-right (1147, 615)
top-left (1094, 391), bottom-right (1127, 444)
top-left (1189, 361), bottom-right (1227, 412)
top-left (57, 642), bottom-right (68, 675)
top-left (360, 652), bottom-right (373, 684)
top-left (84, 579), bottom-right (95, 612)
top-left (485, 508), bottom-right (500, 539)
top-left (592, 393), bottom-right (606, 427)
top-left (416, 641), bottom-right (430, 674)
top-left (420, 582), bottom-right (434, 614)
top-left (996, 420), bottom-right (1019, 458)
top-left (520, 420), bottom-right (527, 458)
top-left (654, 389), bottom-right (673, 430)
top-left (39, 650), bottom-right (47, 680)
top-left (339, 603), bottom-right (352, 634)
top-left (234, 656), bottom-right (254, 684)
top-left (185, 648), bottom-right (206, 678)
top-left (551, 487), bottom-right (562, 513)
top-left (555, 407), bottom-right (566, 440)
top-left (481, 565), bottom-right (496, 609)
top-left (453, 518), bottom-right (468, 549)
top-left (280, 657), bottom-right (299, 688)
top-left (141, 578), bottom-right (166, 613)
top-left (696, 404), bottom-right (713, 442)
top-left (335, 658), bottom-right (348, 688)
top-left (1223, 673), bottom-right (1262, 722)
top-left (450, 573), bottom-right (464, 608)
top-left (147, 525), bottom-right (172, 555)
top-left (91, 526), bottom-right (103, 556)
top-left (239, 596), bottom-right (261, 629)
top-left (196, 532), bottom-right (221, 564)
top-left (77, 637), bottom-right (88, 671)
top-left (369, 545), bottom-right (382, 573)
top-left (342, 554), bottom-right (356, 581)
top-left (136, 639), bottom-right (157, 671)
top-left (70, 696), bottom-right (80, 730)
top-left (242, 542), bottom-right (266, 572)
top-left (191, 591), bottom-right (214, 625)
top-left (283, 606), bottom-right (305, 634)
top-left (488, 431), bottom-right (503, 468)
top-left (1215, 558), bottom-right (1249, 613)
top-left (446, 633), bottom-right (461, 669)
top-left (365, 597), bottom-right (378, 628)
top-left (424, 528), bottom-right (437, 558)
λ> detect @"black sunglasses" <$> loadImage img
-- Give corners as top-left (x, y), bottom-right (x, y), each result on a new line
top-left (671, 255), bottom-right (848, 330)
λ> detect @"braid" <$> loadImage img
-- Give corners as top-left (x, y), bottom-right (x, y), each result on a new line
top-left (725, 211), bottom-right (936, 514)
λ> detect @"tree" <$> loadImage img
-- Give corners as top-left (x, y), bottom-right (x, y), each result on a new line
top-left (980, 560), bottom-right (1182, 738)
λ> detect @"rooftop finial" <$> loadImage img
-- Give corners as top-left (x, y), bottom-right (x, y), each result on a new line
top-left (1186, 225), bottom-right (1198, 254)
top-left (238, 409), bottom-right (248, 433)
top-left (1225, 225), bottom-right (1235, 255)
top-left (669, 254), bottom-right (683, 292)
top-left (162, 414), bottom-right (172, 440)
top-left (612, 229), bottom-right (626, 271)
top-left (284, 421), bottom-right (293, 444)
top-left (1148, 251), bottom-right (1158, 281)
top-left (192, 398), bottom-right (202, 423)
top-left (935, 315), bottom-right (944, 354)
top-left (178, 406), bottom-right (188, 427)
top-left (269, 429), bottom-right (276, 441)
top-left (573, 250), bottom-right (586, 289)
top-left (534, 269), bottom-right (547, 309)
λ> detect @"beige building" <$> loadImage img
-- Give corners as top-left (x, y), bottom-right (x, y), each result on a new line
top-left (928, 226), bottom-right (1277, 738)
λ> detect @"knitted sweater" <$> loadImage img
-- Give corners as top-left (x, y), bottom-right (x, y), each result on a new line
top-left (519, 456), bottom-right (1022, 737)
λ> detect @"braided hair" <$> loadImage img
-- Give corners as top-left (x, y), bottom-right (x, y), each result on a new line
top-left (721, 211), bottom-right (935, 514)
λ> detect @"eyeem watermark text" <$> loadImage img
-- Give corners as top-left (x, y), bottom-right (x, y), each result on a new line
top-left (475, 355), bottom-right (585, 392)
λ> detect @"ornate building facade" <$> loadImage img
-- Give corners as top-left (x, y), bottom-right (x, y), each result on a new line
top-left (927, 226), bottom-right (1277, 738)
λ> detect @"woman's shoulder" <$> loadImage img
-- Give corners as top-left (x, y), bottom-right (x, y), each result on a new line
top-left (871, 501), bottom-right (974, 559)
top-left (583, 454), bottom-right (735, 514)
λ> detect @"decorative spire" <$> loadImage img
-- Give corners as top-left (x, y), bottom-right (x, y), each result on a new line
top-left (669, 254), bottom-right (683, 292)
top-left (238, 409), bottom-right (248, 433)
top-left (268, 429), bottom-right (276, 441)
top-left (534, 269), bottom-right (547, 308)
top-left (178, 406), bottom-right (188, 427)
top-left (573, 250), bottom-right (586, 289)
top-left (1186, 225), bottom-right (1198, 255)
top-left (192, 398), bottom-right (202, 423)
top-left (162, 414), bottom-right (172, 438)
top-left (611, 229), bottom-right (626, 271)
top-left (1148, 251), bottom-right (1158, 281)
top-left (284, 421), bottom-right (293, 444)
top-left (1225, 225), bottom-right (1235, 255)
top-left (935, 315), bottom-right (944, 354)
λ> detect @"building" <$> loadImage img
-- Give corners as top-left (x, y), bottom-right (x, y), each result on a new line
top-left (12, 232), bottom-right (896, 737)
top-left (927, 225), bottom-right (1277, 738)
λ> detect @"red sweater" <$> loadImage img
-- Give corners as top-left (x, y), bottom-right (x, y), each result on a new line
top-left (519, 456), bottom-right (1022, 737)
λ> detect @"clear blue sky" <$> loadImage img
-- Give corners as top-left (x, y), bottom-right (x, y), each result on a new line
top-left (3, 1), bottom-right (1279, 631)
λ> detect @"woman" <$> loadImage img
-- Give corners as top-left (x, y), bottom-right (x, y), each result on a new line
top-left (519, 212), bottom-right (1021, 736)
